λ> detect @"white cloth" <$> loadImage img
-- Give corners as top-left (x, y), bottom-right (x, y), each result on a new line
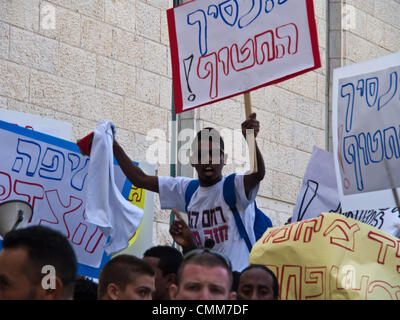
top-left (84, 121), bottom-right (144, 255)
top-left (158, 175), bottom-right (259, 272)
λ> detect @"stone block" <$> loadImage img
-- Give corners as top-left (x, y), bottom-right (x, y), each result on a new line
top-left (94, 89), bottom-right (124, 125)
top-left (142, 38), bottom-right (168, 75)
top-left (0, 0), bottom-right (39, 32)
top-left (105, 0), bottom-right (136, 32)
top-left (10, 27), bottom-right (58, 74)
top-left (135, 68), bottom-right (160, 105)
top-left (29, 70), bottom-right (97, 116)
top-left (48, 0), bottom-right (104, 20)
top-left (39, 2), bottom-right (81, 47)
top-left (112, 28), bottom-right (143, 66)
top-left (0, 60), bottom-right (29, 101)
top-left (96, 56), bottom-right (136, 96)
top-left (272, 171), bottom-right (301, 204)
top-left (0, 21), bottom-right (9, 59)
top-left (124, 98), bottom-right (168, 136)
top-left (81, 17), bottom-right (113, 57)
top-left (59, 43), bottom-right (96, 86)
top-left (136, 1), bottom-right (161, 41)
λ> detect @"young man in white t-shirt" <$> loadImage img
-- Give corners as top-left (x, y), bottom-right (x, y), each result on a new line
top-left (113, 113), bottom-right (265, 271)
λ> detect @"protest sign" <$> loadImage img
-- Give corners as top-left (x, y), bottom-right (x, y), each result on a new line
top-left (250, 212), bottom-right (400, 300)
top-left (0, 120), bottom-right (154, 278)
top-left (332, 52), bottom-right (400, 211)
top-left (167, 0), bottom-right (321, 113)
top-left (292, 146), bottom-right (340, 222)
top-left (292, 146), bottom-right (400, 237)
top-left (0, 108), bottom-right (72, 140)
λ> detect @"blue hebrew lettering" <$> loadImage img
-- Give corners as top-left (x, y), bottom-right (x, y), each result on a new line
top-left (341, 83), bottom-right (355, 133)
top-left (238, 0), bottom-right (262, 28)
top-left (218, 0), bottom-right (239, 27)
top-left (383, 127), bottom-right (400, 160)
top-left (187, 9), bottom-right (208, 56)
top-left (70, 157), bottom-right (89, 191)
top-left (265, 0), bottom-right (274, 13)
top-left (39, 148), bottom-right (65, 181)
top-left (68, 153), bottom-right (80, 171)
top-left (378, 71), bottom-right (398, 110)
top-left (367, 131), bottom-right (383, 163)
top-left (366, 77), bottom-right (379, 107)
top-left (207, 5), bottom-right (218, 18)
top-left (12, 139), bottom-right (41, 177)
top-left (278, 0), bottom-right (288, 4)
top-left (343, 135), bottom-right (364, 191)
top-left (358, 132), bottom-right (369, 166)
top-left (356, 79), bottom-right (364, 96)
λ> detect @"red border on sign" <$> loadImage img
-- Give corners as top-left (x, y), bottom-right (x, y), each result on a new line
top-left (168, 0), bottom-right (321, 114)
top-left (167, 7), bottom-right (183, 113)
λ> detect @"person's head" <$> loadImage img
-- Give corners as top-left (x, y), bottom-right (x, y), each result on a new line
top-left (169, 249), bottom-right (236, 300)
top-left (98, 254), bottom-right (155, 300)
top-left (190, 128), bottom-right (226, 186)
top-left (0, 225), bottom-right (77, 300)
top-left (238, 265), bottom-right (279, 300)
top-left (73, 276), bottom-right (98, 300)
top-left (143, 245), bottom-right (183, 300)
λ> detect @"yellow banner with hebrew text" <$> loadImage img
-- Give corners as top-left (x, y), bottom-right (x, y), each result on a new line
top-left (249, 213), bottom-right (400, 300)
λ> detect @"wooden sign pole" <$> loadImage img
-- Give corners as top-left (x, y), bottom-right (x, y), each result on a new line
top-left (244, 92), bottom-right (258, 173)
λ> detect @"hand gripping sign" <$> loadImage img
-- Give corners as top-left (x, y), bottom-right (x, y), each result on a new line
top-left (167, 0), bottom-right (321, 113)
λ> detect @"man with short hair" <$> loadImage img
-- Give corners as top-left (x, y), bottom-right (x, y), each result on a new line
top-left (237, 264), bottom-right (279, 300)
top-left (98, 254), bottom-right (155, 300)
top-left (0, 225), bottom-right (77, 300)
top-left (143, 245), bottom-right (183, 300)
top-left (169, 249), bottom-right (237, 300)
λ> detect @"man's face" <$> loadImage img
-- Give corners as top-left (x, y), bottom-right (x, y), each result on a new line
top-left (116, 274), bottom-right (155, 300)
top-left (143, 256), bottom-right (171, 300)
top-left (238, 268), bottom-right (276, 300)
top-left (0, 247), bottom-right (41, 300)
top-left (192, 141), bottom-right (225, 186)
top-left (169, 264), bottom-right (236, 300)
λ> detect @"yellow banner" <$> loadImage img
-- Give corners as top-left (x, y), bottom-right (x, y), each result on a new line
top-left (249, 213), bottom-right (400, 300)
top-left (126, 185), bottom-right (146, 246)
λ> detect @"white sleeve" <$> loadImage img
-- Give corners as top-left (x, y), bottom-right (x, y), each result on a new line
top-left (234, 174), bottom-right (260, 210)
top-left (158, 176), bottom-right (193, 213)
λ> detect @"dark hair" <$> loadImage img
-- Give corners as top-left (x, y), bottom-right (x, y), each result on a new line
top-left (240, 264), bottom-right (279, 299)
top-left (177, 250), bottom-right (233, 289)
top-left (192, 127), bottom-right (225, 151)
top-left (98, 254), bottom-right (155, 299)
top-left (143, 245), bottom-right (183, 276)
top-left (73, 276), bottom-right (98, 300)
top-left (2, 225), bottom-right (77, 298)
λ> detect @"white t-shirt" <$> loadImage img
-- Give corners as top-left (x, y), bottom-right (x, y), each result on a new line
top-left (158, 174), bottom-right (259, 272)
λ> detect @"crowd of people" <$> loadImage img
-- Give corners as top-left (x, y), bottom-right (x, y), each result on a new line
top-left (0, 113), bottom-right (281, 300)
top-left (0, 225), bottom-right (279, 300)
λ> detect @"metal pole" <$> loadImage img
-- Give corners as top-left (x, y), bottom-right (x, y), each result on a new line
top-left (170, 0), bottom-right (181, 242)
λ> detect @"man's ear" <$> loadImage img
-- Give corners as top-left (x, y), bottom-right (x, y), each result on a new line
top-left (43, 276), bottom-right (63, 300)
top-left (166, 273), bottom-right (177, 287)
top-left (169, 284), bottom-right (179, 300)
top-left (223, 152), bottom-right (228, 165)
top-left (106, 283), bottom-right (120, 300)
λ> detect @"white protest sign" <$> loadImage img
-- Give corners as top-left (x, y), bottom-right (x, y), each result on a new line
top-left (292, 146), bottom-right (400, 237)
top-left (167, 0), bottom-right (321, 113)
top-left (0, 121), bottom-right (154, 277)
top-left (332, 52), bottom-right (400, 211)
top-left (292, 146), bottom-right (340, 222)
top-left (0, 108), bottom-right (72, 141)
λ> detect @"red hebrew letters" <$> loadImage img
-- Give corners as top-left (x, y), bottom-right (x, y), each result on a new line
top-left (323, 219), bottom-right (360, 251)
